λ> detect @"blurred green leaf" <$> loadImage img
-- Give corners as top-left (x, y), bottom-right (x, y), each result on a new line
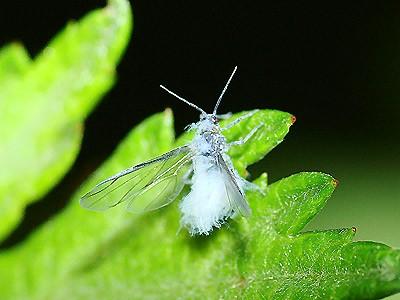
top-left (0, 0), bottom-right (132, 241)
top-left (0, 43), bottom-right (31, 84)
top-left (0, 110), bottom-right (175, 300)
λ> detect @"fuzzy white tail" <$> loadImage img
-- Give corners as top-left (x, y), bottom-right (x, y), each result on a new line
top-left (179, 156), bottom-right (233, 235)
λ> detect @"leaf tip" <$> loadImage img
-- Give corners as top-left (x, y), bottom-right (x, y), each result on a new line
top-left (290, 114), bottom-right (296, 125)
top-left (163, 107), bottom-right (174, 123)
top-left (164, 107), bottom-right (173, 116)
top-left (256, 172), bottom-right (268, 188)
top-left (332, 178), bottom-right (340, 188)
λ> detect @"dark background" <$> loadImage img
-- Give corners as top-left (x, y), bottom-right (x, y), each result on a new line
top-left (0, 0), bottom-right (399, 260)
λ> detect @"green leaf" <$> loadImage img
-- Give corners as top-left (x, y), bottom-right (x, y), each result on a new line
top-left (0, 110), bottom-right (174, 300)
top-left (251, 172), bottom-right (338, 235)
top-left (0, 0), bottom-right (132, 241)
top-left (0, 108), bottom-right (399, 299)
top-left (0, 43), bottom-right (31, 84)
top-left (239, 173), bottom-right (400, 299)
top-left (240, 227), bottom-right (400, 299)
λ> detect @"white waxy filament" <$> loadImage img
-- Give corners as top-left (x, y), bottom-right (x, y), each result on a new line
top-left (179, 155), bottom-right (232, 235)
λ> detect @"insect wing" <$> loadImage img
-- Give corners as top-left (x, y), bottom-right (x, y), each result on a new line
top-left (80, 145), bottom-right (193, 212)
top-left (126, 150), bottom-right (193, 212)
top-left (217, 154), bottom-right (251, 217)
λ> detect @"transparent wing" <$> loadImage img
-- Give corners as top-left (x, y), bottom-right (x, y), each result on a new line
top-left (217, 154), bottom-right (251, 217)
top-left (80, 145), bottom-right (193, 213)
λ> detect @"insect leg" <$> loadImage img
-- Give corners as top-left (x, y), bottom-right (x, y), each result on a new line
top-left (221, 109), bottom-right (259, 131)
top-left (216, 112), bottom-right (232, 120)
top-left (242, 179), bottom-right (265, 195)
top-left (228, 123), bottom-right (264, 147)
top-left (182, 168), bottom-right (193, 185)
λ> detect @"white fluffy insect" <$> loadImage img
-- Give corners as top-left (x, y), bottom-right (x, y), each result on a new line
top-left (80, 66), bottom-right (262, 235)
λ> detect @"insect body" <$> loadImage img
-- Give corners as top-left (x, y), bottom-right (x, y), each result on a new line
top-left (80, 67), bottom-right (261, 235)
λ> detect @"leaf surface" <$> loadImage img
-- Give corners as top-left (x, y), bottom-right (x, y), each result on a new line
top-left (0, 0), bottom-right (132, 241)
top-left (0, 43), bottom-right (31, 84)
top-left (0, 110), bottom-right (174, 300)
top-left (0, 88), bottom-right (398, 298)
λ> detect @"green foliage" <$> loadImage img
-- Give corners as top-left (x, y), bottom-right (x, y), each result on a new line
top-left (0, 0), bottom-right (132, 241)
top-left (0, 1), bottom-right (399, 299)
top-left (0, 43), bottom-right (31, 84)
top-left (0, 106), bottom-right (399, 299)
top-left (0, 111), bottom-right (174, 300)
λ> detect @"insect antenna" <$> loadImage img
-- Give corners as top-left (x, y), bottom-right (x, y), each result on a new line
top-left (160, 85), bottom-right (207, 115)
top-left (213, 66), bottom-right (238, 115)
